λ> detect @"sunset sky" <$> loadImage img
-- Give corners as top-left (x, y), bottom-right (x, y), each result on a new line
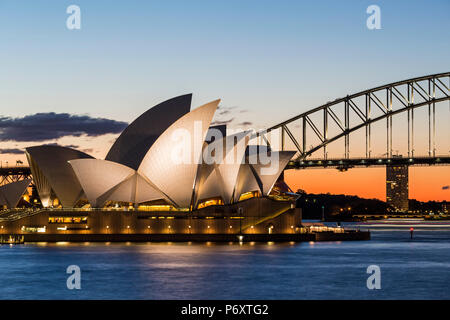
top-left (0, 0), bottom-right (449, 202)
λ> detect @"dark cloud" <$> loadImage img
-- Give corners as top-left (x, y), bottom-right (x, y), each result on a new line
top-left (0, 148), bottom-right (24, 154)
top-left (218, 110), bottom-right (231, 116)
top-left (212, 105), bottom-right (249, 128)
top-left (42, 143), bottom-right (80, 149)
top-left (0, 143), bottom-right (83, 155)
top-left (64, 144), bottom-right (80, 149)
top-left (0, 113), bottom-right (128, 142)
top-left (217, 105), bottom-right (247, 115)
top-left (210, 118), bottom-right (234, 126)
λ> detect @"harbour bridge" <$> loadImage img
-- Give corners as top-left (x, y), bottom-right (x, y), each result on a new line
top-left (0, 166), bottom-right (31, 186)
top-left (254, 72), bottom-right (450, 170)
top-left (252, 72), bottom-right (449, 211)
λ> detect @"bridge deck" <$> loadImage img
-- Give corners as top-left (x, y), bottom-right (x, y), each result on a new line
top-left (287, 156), bottom-right (450, 169)
top-left (1, 157), bottom-right (448, 176)
top-left (0, 166), bottom-right (31, 175)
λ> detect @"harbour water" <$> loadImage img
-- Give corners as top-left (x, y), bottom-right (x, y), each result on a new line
top-left (0, 224), bottom-right (449, 300)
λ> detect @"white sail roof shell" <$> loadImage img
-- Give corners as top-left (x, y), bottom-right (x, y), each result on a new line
top-left (0, 179), bottom-right (31, 208)
top-left (194, 165), bottom-right (225, 204)
top-left (195, 131), bottom-right (250, 204)
top-left (138, 100), bottom-right (220, 208)
top-left (69, 159), bottom-right (134, 207)
top-left (233, 164), bottom-right (261, 202)
top-left (251, 151), bottom-right (296, 195)
top-left (105, 94), bottom-right (192, 170)
top-left (69, 159), bottom-right (166, 207)
top-left (25, 146), bottom-right (93, 207)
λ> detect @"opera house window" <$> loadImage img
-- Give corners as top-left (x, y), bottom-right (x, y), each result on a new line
top-left (238, 191), bottom-right (260, 201)
top-left (48, 217), bottom-right (88, 224)
top-left (197, 198), bottom-right (224, 209)
top-left (21, 226), bottom-right (46, 233)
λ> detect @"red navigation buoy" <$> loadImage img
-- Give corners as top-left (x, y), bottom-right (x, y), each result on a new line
top-left (410, 227), bottom-right (414, 239)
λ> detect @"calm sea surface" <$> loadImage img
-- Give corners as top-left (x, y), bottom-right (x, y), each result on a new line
top-left (1, 223), bottom-right (449, 300)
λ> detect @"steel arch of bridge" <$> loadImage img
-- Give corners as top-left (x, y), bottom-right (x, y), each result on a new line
top-left (0, 166), bottom-right (32, 186)
top-left (258, 72), bottom-right (449, 162)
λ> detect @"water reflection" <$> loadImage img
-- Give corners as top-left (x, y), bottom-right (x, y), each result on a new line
top-left (0, 230), bottom-right (449, 299)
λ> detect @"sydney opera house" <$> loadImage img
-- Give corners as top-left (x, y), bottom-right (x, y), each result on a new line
top-left (0, 94), bottom-right (306, 241)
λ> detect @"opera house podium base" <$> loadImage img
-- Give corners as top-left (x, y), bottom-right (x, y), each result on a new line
top-left (1, 198), bottom-right (370, 243)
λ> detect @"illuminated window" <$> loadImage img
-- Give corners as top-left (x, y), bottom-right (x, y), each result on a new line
top-left (21, 226), bottom-right (46, 233)
top-left (49, 217), bottom-right (88, 224)
top-left (197, 198), bottom-right (224, 209)
top-left (52, 198), bottom-right (60, 207)
top-left (137, 205), bottom-right (189, 212)
top-left (238, 191), bottom-right (260, 201)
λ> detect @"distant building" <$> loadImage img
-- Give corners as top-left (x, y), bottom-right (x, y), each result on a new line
top-left (443, 202), bottom-right (449, 213)
top-left (386, 164), bottom-right (409, 212)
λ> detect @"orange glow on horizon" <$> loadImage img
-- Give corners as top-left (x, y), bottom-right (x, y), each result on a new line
top-left (285, 166), bottom-right (450, 202)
